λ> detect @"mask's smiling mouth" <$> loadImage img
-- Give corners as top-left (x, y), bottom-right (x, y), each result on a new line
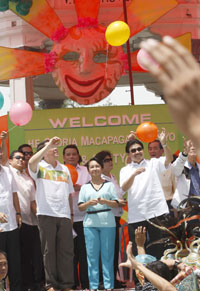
top-left (65, 75), bottom-right (104, 97)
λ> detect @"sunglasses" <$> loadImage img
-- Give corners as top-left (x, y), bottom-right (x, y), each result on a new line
top-left (103, 158), bottom-right (113, 163)
top-left (130, 147), bottom-right (143, 153)
top-left (22, 151), bottom-right (33, 156)
top-left (14, 156), bottom-right (25, 161)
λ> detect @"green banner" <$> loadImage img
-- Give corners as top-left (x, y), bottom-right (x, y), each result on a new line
top-left (8, 104), bottom-right (183, 179)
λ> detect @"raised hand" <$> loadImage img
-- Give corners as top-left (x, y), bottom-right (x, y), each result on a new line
top-left (158, 128), bottom-right (167, 146)
top-left (47, 137), bottom-right (61, 148)
top-left (128, 131), bottom-right (137, 141)
top-left (0, 131), bottom-right (7, 142)
top-left (135, 226), bottom-right (146, 248)
top-left (183, 137), bottom-right (192, 155)
top-left (119, 242), bottom-right (134, 269)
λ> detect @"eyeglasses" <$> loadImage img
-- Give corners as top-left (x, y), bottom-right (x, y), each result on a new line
top-left (103, 158), bottom-right (113, 163)
top-left (130, 147), bottom-right (143, 153)
top-left (22, 151), bottom-right (33, 156)
top-left (14, 156), bottom-right (25, 161)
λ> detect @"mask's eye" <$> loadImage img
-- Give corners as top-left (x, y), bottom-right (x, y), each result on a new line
top-left (63, 52), bottom-right (80, 61)
top-left (93, 52), bottom-right (107, 63)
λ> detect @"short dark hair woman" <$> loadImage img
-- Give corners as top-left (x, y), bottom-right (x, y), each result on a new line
top-left (78, 157), bottom-right (119, 290)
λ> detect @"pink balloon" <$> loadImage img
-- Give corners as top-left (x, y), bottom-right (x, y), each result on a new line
top-left (9, 101), bottom-right (33, 126)
top-left (137, 48), bottom-right (158, 71)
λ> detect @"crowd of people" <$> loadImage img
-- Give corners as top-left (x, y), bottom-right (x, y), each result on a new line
top-left (0, 36), bottom-right (200, 291)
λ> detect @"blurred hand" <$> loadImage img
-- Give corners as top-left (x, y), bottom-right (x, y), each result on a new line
top-left (140, 36), bottom-right (200, 151)
top-left (0, 131), bottom-right (7, 142)
top-left (16, 214), bottom-right (22, 228)
top-left (88, 199), bottom-right (98, 206)
top-left (158, 128), bottom-right (167, 146)
top-left (134, 167), bottom-right (146, 176)
top-left (128, 131), bottom-right (136, 141)
top-left (135, 226), bottom-right (146, 248)
top-left (97, 197), bottom-right (106, 205)
top-left (118, 199), bottom-right (127, 207)
top-left (48, 137), bottom-right (61, 149)
top-left (0, 212), bottom-right (7, 223)
top-left (183, 137), bottom-right (193, 155)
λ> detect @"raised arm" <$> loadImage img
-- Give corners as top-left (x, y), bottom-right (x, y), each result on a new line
top-left (172, 138), bottom-right (191, 176)
top-left (0, 131), bottom-right (8, 165)
top-left (135, 226), bottom-right (146, 255)
top-left (158, 128), bottom-right (173, 167)
top-left (28, 137), bottom-right (60, 173)
top-left (132, 260), bottom-right (176, 291)
top-left (119, 242), bottom-right (176, 291)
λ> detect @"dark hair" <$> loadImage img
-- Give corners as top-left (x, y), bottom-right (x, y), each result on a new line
top-left (18, 144), bottom-right (32, 152)
top-left (148, 139), bottom-right (163, 150)
top-left (125, 139), bottom-right (144, 153)
top-left (146, 261), bottom-right (171, 281)
top-left (0, 250), bottom-right (7, 259)
top-left (36, 139), bottom-right (49, 152)
top-left (86, 157), bottom-right (104, 170)
top-left (63, 144), bottom-right (82, 164)
top-left (95, 150), bottom-right (112, 162)
top-left (9, 150), bottom-right (24, 160)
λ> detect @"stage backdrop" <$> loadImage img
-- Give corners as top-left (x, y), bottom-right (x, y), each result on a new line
top-left (8, 104), bottom-right (183, 176)
top-left (7, 103), bottom-right (183, 268)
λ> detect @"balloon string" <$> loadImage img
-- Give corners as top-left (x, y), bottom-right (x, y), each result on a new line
top-left (105, 43), bottom-right (109, 81)
top-left (7, 125), bottom-right (17, 133)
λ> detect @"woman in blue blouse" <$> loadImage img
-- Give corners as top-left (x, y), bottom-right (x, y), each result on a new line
top-left (78, 157), bottom-right (118, 291)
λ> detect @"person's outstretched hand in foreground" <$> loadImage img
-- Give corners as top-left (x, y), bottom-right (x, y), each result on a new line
top-left (140, 36), bottom-right (200, 155)
top-left (119, 242), bottom-right (176, 291)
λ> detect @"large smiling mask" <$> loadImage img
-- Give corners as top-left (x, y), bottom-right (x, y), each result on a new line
top-left (0, 0), bottom-right (178, 105)
top-left (52, 26), bottom-right (123, 105)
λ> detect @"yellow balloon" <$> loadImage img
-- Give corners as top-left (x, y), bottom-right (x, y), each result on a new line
top-left (105, 21), bottom-right (130, 46)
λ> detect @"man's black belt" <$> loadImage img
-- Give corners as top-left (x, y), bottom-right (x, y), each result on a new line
top-left (87, 209), bottom-right (111, 214)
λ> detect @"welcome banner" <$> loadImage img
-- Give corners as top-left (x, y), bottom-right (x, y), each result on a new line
top-left (8, 104), bottom-right (182, 178)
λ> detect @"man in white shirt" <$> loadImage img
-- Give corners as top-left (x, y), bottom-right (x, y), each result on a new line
top-left (9, 150), bottom-right (44, 291)
top-left (29, 137), bottom-right (74, 291)
top-left (18, 144), bottom-right (34, 176)
top-left (128, 132), bottom-right (176, 210)
top-left (120, 130), bottom-right (171, 259)
top-left (63, 144), bottom-right (90, 290)
top-left (172, 139), bottom-right (200, 207)
top-left (148, 139), bottom-right (176, 209)
top-left (0, 144), bottom-right (22, 291)
top-left (1, 131), bottom-right (44, 291)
